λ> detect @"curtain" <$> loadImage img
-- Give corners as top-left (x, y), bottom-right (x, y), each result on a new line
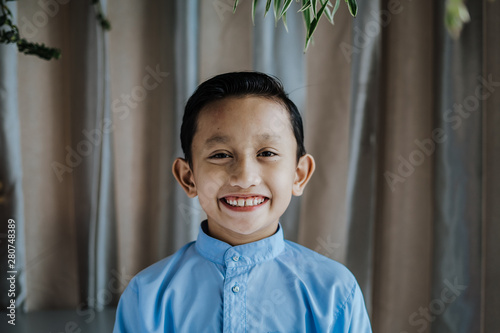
top-left (0, 0), bottom-right (499, 332)
top-left (0, 1), bottom-right (27, 311)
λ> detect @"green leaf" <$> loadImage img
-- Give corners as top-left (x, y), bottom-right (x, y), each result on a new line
top-left (298, 0), bottom-right (311, 12)
top-left (16, 38), bottom-right (61, 60)
top-left (324, 1), bottom-right (334, 24)
top-left (302, 0), bottom-right (311, 31)
top-left (324, 0), bottom-right (341, 24)
top-left (280, 0), bottom-right (294, 18)
top-left (274, 0), bottom-right (282, 23)
top-left (309, 0), bottom-right (319, 19)
top-left (445, 0), bottom-right (470, 39)
top-left (265, 0), bottom-right (272, 16)
top-left (345, 0), bottom-right (357, 17)
top-left (332, 0), bottom-right (341, 17)
top-left (282, 11), bottom-right (288, 31)
top-left (305, 0), bottom-right (329, 50)
top-left (252, 0), bottom-right (259, 24)
top-left (233, 0), bottom-right (240, 13)
top-left (302, 0), bottom-right (312, 48)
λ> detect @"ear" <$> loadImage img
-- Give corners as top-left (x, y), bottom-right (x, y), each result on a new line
top-left (172, 158), bottom-right (197, 198)
top-left (292, 154), bottom-right (315, 196)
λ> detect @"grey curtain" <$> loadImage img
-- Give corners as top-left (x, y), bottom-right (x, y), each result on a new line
top-left (0, 1), bottom-right (499, 332)
top-left (68, 0), bottom-right (118, 310)
top-left (0, 2), bottom-right (27, 310)
top-left (168, 0), bottom-right (202, 251)
top-left (344, 0), bottom-right (381, 311)
top-left (483, 1), bottom-right (500, 329)
top-left (432, 0), bottom-right (482, 331)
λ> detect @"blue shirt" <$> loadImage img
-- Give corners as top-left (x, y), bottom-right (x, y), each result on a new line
top-left (113, 221), bottom-right (372, 332)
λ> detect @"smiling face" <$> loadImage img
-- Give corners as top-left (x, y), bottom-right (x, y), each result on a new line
top-left (173, 96), bottom-right (315, 245)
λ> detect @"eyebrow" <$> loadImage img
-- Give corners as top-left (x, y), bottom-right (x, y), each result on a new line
top-left (256, 133), bottom-right (281, 143)
top-left (204, 133), bottom-right (281, 147)
top-left (204, 135), bottom-right (230, 147)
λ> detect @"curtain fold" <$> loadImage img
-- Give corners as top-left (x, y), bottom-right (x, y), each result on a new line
top-left (373, 1), bottom-right (435, 331)
top-left (169, 0), bottom-right (202, 251)
top-left (67, 0), bottom-right (118, 309)
top-left (344, 0), bottom-right (381, 313)
top-left (432, 0), bottom-right (483, 331)
top-left (482, 1), bottom-right (500, 331)
top-left (0, 1), bottom-right (27, 310)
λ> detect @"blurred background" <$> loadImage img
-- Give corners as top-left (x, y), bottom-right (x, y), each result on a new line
top-left (0, 0), bottom-right (499, 332)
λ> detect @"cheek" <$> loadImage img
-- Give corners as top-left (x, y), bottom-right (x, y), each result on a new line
top-left (268, 167), bottom-right (295, 198)
top-left (195, 167), bottom-right (227, 199)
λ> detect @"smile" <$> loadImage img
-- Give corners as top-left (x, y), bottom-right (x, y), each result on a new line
top-left (221, 196), bottom-right (268, 208)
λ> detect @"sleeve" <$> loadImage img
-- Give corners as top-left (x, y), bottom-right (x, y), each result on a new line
top-left (331, 282), bottom-right (373, 333)
top-left (346, 284), bottom-right (372, 333)
top-left (113, 277), bottom-right (143, 333)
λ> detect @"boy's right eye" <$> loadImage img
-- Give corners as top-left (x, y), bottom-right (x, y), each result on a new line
top-left (209, 152), bottom-right (232, 159)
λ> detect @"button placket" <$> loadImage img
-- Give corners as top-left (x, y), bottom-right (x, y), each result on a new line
top-left (223, 259), bottom-right (248, 333)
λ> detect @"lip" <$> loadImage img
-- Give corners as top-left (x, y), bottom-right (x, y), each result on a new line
top-left (219, 195), bottom-right (269, 212)
top-left (220, 193), bottom-right (269, 199)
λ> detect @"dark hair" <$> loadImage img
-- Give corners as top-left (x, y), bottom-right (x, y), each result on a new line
top-left (180, 71), bottom-right (306, 165)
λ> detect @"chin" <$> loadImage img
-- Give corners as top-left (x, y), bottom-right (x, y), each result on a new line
top-left (227, 222), bottom-right (263, 235)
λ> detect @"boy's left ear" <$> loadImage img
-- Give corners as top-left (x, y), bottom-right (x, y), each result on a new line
top-left (292, 154), bottom-right (315, 196)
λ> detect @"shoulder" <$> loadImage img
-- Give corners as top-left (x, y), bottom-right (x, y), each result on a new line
top-left (279, 241), bottom-right (371, 330)
top-left (280, 240), bottom-right (360, 309)
top-left (282, 240), bottom-right (356, 284)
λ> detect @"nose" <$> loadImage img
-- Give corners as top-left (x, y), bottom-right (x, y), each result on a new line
top-left (229, 156), bottom-right (261, 189)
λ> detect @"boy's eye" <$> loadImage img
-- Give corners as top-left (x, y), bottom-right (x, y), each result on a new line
top-left (209, 152), bottom-right (232, 159)
top-left (258, 151), bottom-right (277, 157)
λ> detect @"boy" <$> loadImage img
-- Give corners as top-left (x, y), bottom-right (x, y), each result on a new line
top-left (113, 72), bottom-right (372, 332)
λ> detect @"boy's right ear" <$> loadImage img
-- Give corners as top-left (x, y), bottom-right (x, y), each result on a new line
top-left (172, 158), bottom-right (197, 198)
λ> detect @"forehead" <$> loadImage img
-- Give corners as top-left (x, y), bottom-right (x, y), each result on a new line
top-left (194, 96), bottom-right (294, 144)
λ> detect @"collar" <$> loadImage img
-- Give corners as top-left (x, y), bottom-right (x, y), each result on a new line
top-left (195, 220), bottom-right (285, 267)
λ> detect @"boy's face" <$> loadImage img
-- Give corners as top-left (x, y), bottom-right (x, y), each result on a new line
top-left (173, 96), bottom-right (315, 245)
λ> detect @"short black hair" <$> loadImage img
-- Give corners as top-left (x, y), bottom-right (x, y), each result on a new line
top-left (180, 71), bottom-right (306, 165)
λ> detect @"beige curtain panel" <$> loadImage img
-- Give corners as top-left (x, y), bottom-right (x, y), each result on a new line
top-left (0, 0), bottom-right (499, 332)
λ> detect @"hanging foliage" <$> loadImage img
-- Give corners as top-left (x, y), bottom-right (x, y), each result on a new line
top-left (233, 0), bottom-right (490, 50)
top-left (0, 0), bottom-right (110, 61)
top-left (233, 0), bottom-right (358, 50)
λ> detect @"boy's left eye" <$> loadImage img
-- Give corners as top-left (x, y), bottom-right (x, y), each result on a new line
top-left (258, 151), bottom-right (277, 157)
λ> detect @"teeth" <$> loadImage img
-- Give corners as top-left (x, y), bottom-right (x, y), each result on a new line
top-left (225, 197), bottom-right (266, 207)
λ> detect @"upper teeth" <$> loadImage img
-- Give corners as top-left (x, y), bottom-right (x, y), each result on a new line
top-left (226, 197), bottom-right (265, 207)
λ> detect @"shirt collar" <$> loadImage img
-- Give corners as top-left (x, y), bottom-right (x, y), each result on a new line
top-left (195, 220), bottom-right (285, 266)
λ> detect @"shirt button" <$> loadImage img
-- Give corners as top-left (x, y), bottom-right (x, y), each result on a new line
top-left (232, 285), bottom-right (240, 293)
top-left (232, 255), bottom-right (239, 262)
